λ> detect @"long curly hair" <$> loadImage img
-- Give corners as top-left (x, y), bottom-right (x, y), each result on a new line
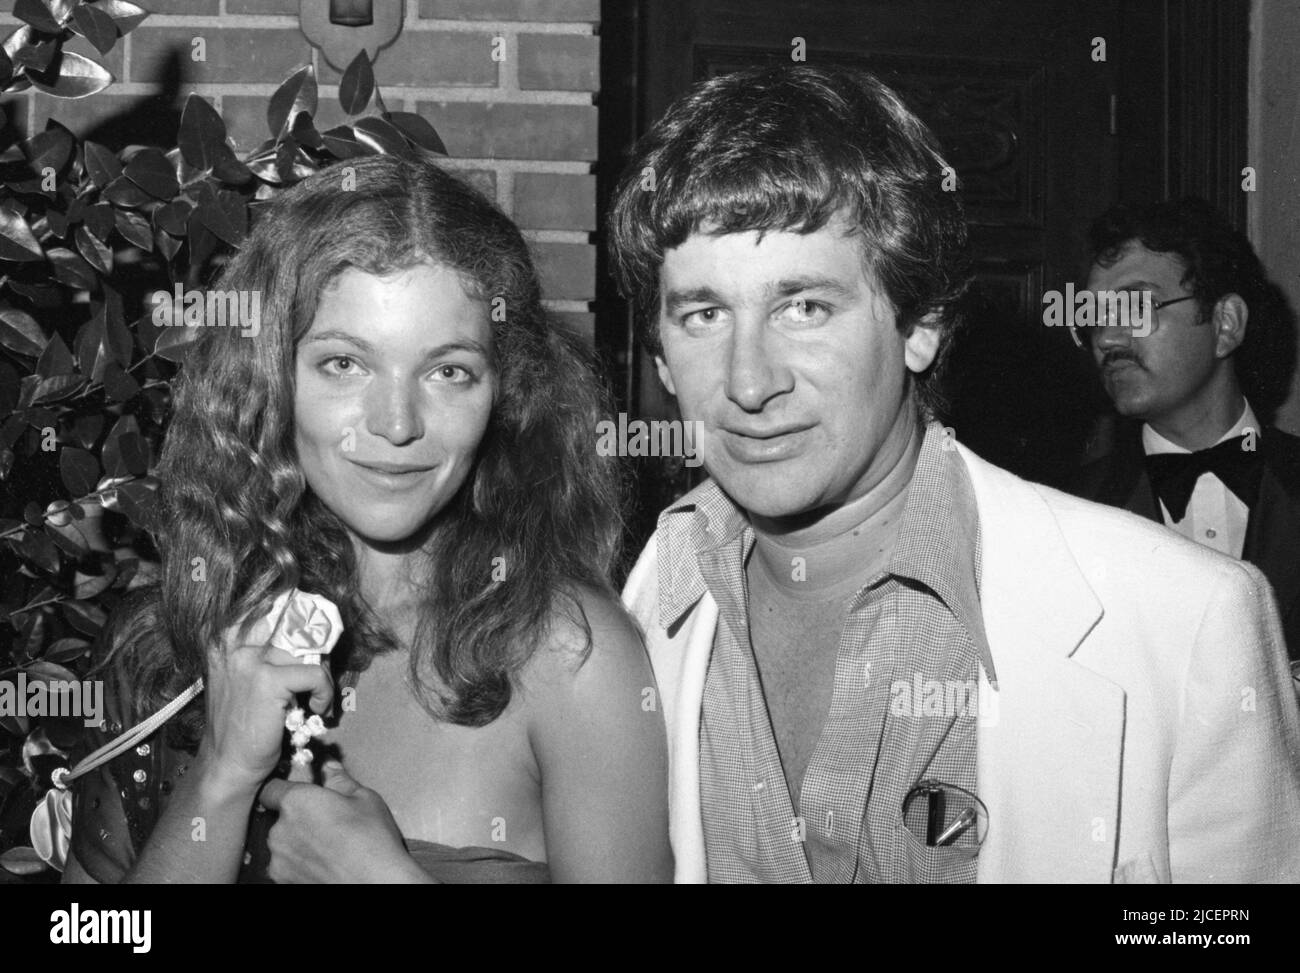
top-left (103, 154), bottom-right (624, 730)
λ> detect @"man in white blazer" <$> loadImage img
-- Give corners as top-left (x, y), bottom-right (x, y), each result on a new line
top-left (608, 64), bottom-right (1300, 882)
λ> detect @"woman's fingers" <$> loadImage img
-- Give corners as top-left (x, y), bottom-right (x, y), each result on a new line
top-left (265, 661), bottom-right (334, 714)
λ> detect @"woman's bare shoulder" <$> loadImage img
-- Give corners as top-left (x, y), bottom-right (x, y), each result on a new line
top-left (517, 584), bottom-right (655, 721)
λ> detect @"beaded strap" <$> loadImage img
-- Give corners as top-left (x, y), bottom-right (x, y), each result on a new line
top-left (51, 678), bottom-right (204, 791)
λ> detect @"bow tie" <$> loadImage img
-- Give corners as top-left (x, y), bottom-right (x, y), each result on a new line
top-left (1145, 434), bottom-right (1263, 523)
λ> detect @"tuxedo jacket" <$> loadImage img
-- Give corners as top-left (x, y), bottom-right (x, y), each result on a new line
top-left (622, 442), bottom-right (1300, 883)
top-left (1070, 423), bottom-right (1300, 660)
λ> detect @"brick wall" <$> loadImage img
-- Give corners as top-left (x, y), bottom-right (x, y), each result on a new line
top-left (0, 0), bottom-right (600, 342)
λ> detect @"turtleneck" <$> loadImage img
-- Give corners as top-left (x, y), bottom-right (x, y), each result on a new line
top-left (746, 419), bottom-right (921, 604)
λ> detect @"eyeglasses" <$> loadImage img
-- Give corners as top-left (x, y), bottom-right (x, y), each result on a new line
top-left (901, 778), bottom-right (988, 847)
top-left (1069, 292), bottom-right (1198, 349)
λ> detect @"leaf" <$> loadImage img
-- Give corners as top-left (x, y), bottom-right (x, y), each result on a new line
top-left (0, 308), bottom-right (46, 356)
top-left (29, 50), bottom-right (114, 99)
top-left (102, 414), bottom-right (149, 476)
top-left (72, 2), bottom-right (118, 55)
top-left (73, 565), bottom-right (116, 599)
top-left (47, 519), bottom-right (88, 558)
top-left (60, 598), bottom-right (107, 636)
top-left (102, 174), bottom-right (155, 208)
top-left (74, 224), bottom-right (112, 274)
top-left (289, 109), bottom-right (323, 150)
top-left (178, 94), bottom-right (229, 173)
top-left (0, 205), bottom-right (45, 261)
top-left (82, 202), bottom-right (115, 243)
top-left (82, 140), bottom-right (121, 189)
top-left (153, 319), bottom-right (199, 362)
top-left (94, 0), bottom-right (149, 34)
top-left (195, 184), bottom-right (246, 246)
top-left (23, 660), bottom-right (77, 684)
top-left (113, 208), bottom-right (152, 249)
top-left (153, 197), bottom-right (193, 236)
top-left (352, 116), bottom-right (411, 157)
top-left (385, 111), bottom-right (448, 155)
top-left (13, 0), bottom-right (62, 35)
top-left (46, 247), bottom-right (99, 290)
top-left (44, 636), bottom-right (89, 663)
top-left (29, 373), bottom-right (84, 404)
top-left (23, 122), bottom-right (75, 175)
top-left (17, 529), bottom-right (58, 573)
top-left (60, 446), bottom-right (99, 495)
top-left (338, 50), bottom-right (374, 116)
top-left (5, 25), bottom-right (56, 75)
top-left (0, 846), bottom-right (46, 876)
top-left (101, 361), bottom-right (138, 402)
top-left (154, 226), bottom-right (182, 261)
top-left (70, 412), bottom-right (102, 449)
top-left (123, 147), bottom-right (178, 200)
top-left (34, 331), bottom-right (73, 378)
top-left (267, 64), bottom-right (317, 138)
top-left (74, 313), bottom-right (104, 375)
top-left (320, 124), bottom-right (367, 160)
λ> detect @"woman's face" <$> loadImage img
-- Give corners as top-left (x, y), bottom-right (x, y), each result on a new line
top-left (294, 262), bottom-right (496, 546)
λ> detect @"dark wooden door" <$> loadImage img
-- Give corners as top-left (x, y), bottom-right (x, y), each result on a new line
top-left (597, 0), bottom-right (1249, 546)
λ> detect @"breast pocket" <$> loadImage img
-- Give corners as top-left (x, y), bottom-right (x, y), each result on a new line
top-left (896, 822), bottom-right (979, 883)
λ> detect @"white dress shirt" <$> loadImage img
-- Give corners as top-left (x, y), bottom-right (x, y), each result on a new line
top-left (1141, 401), bottom-right (1259, 558)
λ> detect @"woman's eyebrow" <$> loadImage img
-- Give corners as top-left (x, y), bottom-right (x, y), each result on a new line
top-left (301, 330), bottom-right (490, 361)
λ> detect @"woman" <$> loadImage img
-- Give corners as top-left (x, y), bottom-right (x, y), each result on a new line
top-left (63, 154), bottom-right (671, 883)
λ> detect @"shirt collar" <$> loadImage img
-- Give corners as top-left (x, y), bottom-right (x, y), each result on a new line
top-left (1142, 399), bottom-right (1259, 455)
top-left (652, 422), bottom-right (996, 682)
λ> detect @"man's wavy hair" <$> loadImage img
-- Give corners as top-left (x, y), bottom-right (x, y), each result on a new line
top-left (1088, 196), bottom-right (1296, 423)
top-left (607, 64), bottom-right (971, 419)
top-left (103, 154), bottom-right (624, 730)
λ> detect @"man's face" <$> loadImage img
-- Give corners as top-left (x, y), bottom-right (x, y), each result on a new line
top-left (654, 216), bottom-right (939, 520)
top-left (1086, 242), bottom-right (1217, 422)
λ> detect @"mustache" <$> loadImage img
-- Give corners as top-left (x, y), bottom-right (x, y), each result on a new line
top-left (1101, 349), bottom-right (1143, 370)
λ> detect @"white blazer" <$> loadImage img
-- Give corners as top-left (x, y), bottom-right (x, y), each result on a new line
top-left (622, 442), bottom-right (1300, 883)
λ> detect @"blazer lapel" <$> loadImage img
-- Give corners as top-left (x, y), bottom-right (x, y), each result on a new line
top-left (957, 444), bottom-right (1127, 883)
top-left (1102, 425), bottom-right (1161, 522)
top-left (1243, 445), bottom-right (1300, 629)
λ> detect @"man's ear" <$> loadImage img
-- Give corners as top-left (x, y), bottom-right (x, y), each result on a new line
top-left (654, 354), bottom-right (677, 396)
top-left (903, 314), bottom-right (943, 374)
top-left (1212, 293), bottom-right (1248, 359)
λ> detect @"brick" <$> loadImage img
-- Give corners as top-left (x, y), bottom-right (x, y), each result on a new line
top-left (533, 242), bottom-right (594, 300)
top-left (130, 27), bottom-right (310, 85)
top-left (317, 31), bottom-right (497, 88)
top-left (227, 0), bottom-right (298, 12)
top-left (417, 101), bottom-right (595, 160)
top-left (513, 171), bottom-right (593, 229)
top-left (420, 0), bottom-right (599, 21)
top-left (550, 310), bottom-right (594, 346)
top-left (21, 91), bottom-right (187, 149)
top-left (137, 0), bottom-right (219, 12)
top-left (517, 34), bottom-right (597, 92)
top-left (452, 166), bottom-right (496, 199)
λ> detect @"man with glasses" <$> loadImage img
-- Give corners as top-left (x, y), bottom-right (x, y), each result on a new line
top-left (1069, 198), bottom-right (1300, 661)
top-left (613, 67), bottom-right (1300, 883)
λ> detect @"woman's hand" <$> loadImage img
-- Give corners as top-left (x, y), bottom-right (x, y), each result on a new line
top-left (199, 626), bottom-right (334, 798)
top-left (259, 762), bottom-right (433, 883)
